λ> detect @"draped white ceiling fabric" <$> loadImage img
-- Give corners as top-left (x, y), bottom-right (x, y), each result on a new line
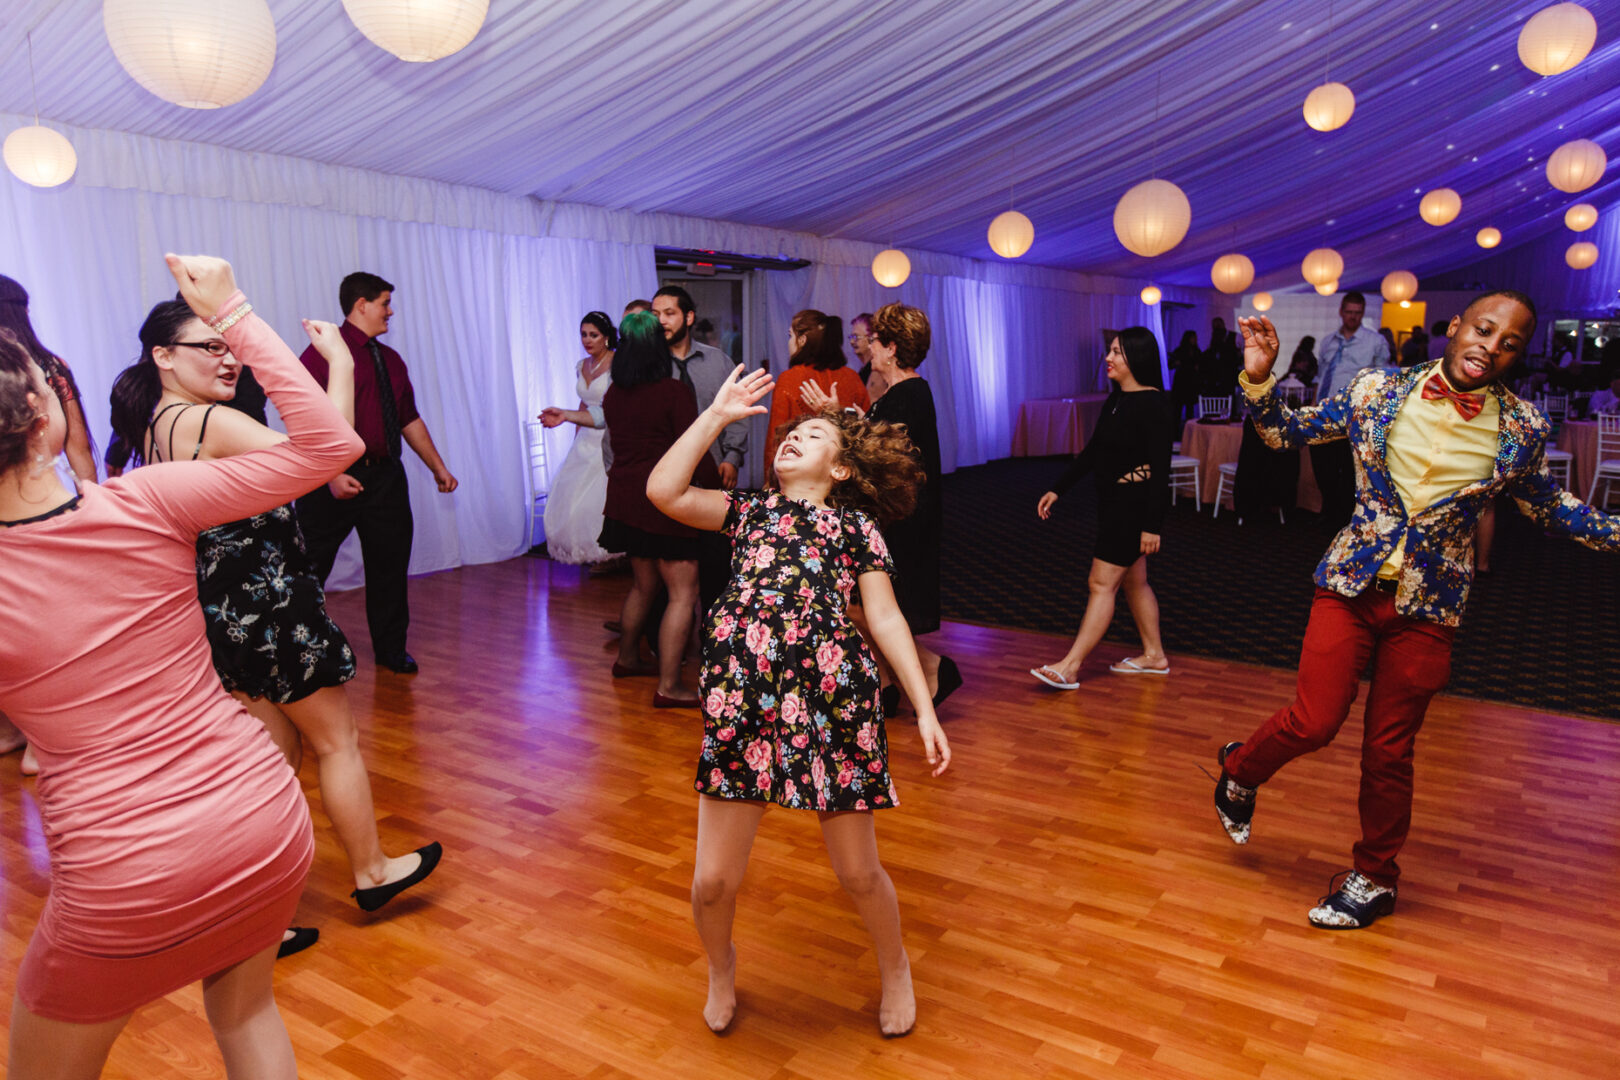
top-left (1, 0), bottom-right (1614, 292)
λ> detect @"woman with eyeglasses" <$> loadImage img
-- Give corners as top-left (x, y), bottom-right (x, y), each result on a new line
top-left (538, 311), bottom-right (618, 564)
top-left (850, 313), bottom-right (889, 401)
top-left (108, 295), bottom-right (441, 940)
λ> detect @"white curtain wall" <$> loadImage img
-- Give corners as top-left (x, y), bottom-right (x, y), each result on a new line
top-left (1, 115), bottom-right (1200, 585)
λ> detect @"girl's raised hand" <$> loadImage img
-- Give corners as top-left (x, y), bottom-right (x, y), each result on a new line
top-left (917, 712), bottom-right (951, 777)
top-left (166, 254), bottom-right (239, 319)
top-left (707, 364), bottom-right (774, 425)
top-left (799, 381), bottom-right (837, 411)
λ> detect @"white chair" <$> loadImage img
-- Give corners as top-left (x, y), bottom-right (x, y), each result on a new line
top-left (524, 420), bottom-right (552, 547)
top-left (1212, 461), bottom-right (1284, 524)
top-left (1169, 455), bottom-right (1201, 510)
top-left (1588, 413), bottom-right (1620, 509)
top-left (1197, 395), bottom-right (1230, 421)
top-left (1544, 448), bottom-right (1574, 492)
top-left (1541, 393), bottom-right (1569, 425)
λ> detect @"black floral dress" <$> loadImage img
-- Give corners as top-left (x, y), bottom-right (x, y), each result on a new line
top-left (197, 504), bottom-right (356, 704)
top-left (695, 490), bottom-right (898, 811)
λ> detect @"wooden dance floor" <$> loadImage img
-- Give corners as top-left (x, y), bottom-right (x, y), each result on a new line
top-left (3, 557), bottom-right (1617, 1078)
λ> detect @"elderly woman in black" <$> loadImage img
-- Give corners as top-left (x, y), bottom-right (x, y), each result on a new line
top-left (1031, 326), bottom-right (1172, 689)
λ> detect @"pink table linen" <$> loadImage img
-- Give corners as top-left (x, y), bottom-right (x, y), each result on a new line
top-left (1012, 394), bottom-right (1112, 457)
top-left (1179, 419), bottom-right (1322, 513)
top-left (1556, 420), bottom-right (1599, 498)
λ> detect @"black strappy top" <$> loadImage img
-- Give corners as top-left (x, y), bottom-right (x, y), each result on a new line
top-left (146, 402), bottom-right (221, 464)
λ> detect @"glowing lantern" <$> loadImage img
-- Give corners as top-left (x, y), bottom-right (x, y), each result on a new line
top-left (1210, 253), bottom-right (1255, 294)
top-left (1301, 247), bottom-right (1344, 287)
top-left (1476, 227), bottom-right (1502, 249)
top-left (1315, 280), bottom-right (1340, 296)
top-left (987, 210), bottom-right (1035, 258)
top-left (871, 249), bottom-right (910, 288)
top-left (1113, 179), bottom-right (1191, 257)
top-left (1518, 3), bottom-right (1597, 76)
top-left (1419, 188), bottom-right (1462, 226)
top-left (341, 0), bottom-right (489, 61)
top-left (1566, 241), bottom-right (1598, 269)
top-left (1140, 285), bottom-right (1162, 306)
top-left (1546, 139), bottom-right (1606, 193)
top-left (1565, 203), bottom-right (1598, 231)
top-left (1303, 82), bottom-right (1356, 132)
top-left (3, 124), bottom-right (77, 188)
top-left (1251, 292), bottom-right (1274, 312)
top-left (1381, 271), bottom-right (1418, 303)
top-left (103, 0), bottom-right (277, 109)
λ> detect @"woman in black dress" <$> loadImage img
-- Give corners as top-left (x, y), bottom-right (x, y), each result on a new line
top-left (109, 299), bottom-right (441, 925)
top-left (1031, 326), bottom-right (1172, 689)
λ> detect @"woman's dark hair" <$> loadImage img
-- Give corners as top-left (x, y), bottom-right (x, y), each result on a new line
top-left (0, 275), bottom-right (88, 428)
top-left (108, 299), bottom-right (200, 468)
top-left (0, 329), bottom-right (44, 474)
top-left (611, 311), bottom-right (673, 388)
top-left (778, 409), bottom-right (925, 526)
top-left (1113, 326), bottom-right (1164, 390)
top-left (1293, 335), bottom-right (1316, 357)
top-left (789, 310), bottom-right (848, 371)
top-left (581, 311), bottom-right (618, 352)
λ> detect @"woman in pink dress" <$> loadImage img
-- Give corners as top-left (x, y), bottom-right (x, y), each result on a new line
top-left (0, 255), bottom-right (363, 1077)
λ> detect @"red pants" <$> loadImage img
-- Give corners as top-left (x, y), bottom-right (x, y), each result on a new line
top-left (1224, 587), bottom-right (1456, 887)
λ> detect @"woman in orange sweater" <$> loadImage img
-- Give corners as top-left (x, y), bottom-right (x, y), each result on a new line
top-left (766, 310), bottom-right (870, 474)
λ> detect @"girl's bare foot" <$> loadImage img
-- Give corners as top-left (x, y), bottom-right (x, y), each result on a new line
top-left (878, 956), bottom-right (915, 1037)
top-left (704, 945), bottom-right (737, 1033)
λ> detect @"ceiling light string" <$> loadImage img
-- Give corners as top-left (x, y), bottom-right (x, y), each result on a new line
top-left (26, 31), bottom-right (41, 126)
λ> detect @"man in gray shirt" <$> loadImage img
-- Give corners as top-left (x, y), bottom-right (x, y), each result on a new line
top-left (1312, 290), bottom-right (1392, 522)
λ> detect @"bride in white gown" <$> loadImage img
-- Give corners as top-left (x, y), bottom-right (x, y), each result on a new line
top-left (539, 312), bottom-right (617, 564)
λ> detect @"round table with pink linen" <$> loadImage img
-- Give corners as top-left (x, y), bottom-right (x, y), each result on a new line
top-left (1555, 420), bottom-right (1599, 499)
top-left (1179, 419), bottom-right (1323, 513)
top-left (1012, 394), bottom-right (1113, 456)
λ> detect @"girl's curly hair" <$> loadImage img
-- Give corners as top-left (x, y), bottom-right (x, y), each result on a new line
top-left (776, 408), bottom-right (925, 525)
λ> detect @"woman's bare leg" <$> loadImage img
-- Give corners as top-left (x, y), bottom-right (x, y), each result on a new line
top-left (232, 692), bottom-right (302, 773)
top-left (691, 796), bottom-right (767, 1031)
top-left (616, 557), bottom-right (660, 669)
top-left (201, 941), bottom-right (297, 1079)
top-left (6, 996), bottom-right (129, 1080)
top-left (818, 810), bottom-right (914, 1036)
top-left (1475, 499), bottom-right (1497, 572)
top-left (1118, 557), bottom-right (1169, 669)
top-left (655, 558), bottom-right (700, 701)
top-left (1039, 559), bottom-right (1130, 683)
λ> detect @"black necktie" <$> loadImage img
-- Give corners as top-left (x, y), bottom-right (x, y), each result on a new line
top-left (368, 339), bottom-right (402, 459)
top-left (671, 354), bottom-right (695, 396)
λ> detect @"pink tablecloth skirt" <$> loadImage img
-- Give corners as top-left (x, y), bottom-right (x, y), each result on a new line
top-left (1012, 394), bottom-right (1112, 456)
top-left (1179, 419), bottom-right (1322, 513)
top-left (1556, 420), bottom-right (1599, 499)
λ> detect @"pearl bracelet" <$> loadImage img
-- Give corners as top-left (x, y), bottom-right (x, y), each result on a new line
top-left (209, 301), bottom-right (253, 334)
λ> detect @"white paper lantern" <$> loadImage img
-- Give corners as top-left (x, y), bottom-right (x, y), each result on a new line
top-left (1566, 241), bottom-right (1599, 269)
top-left (1301, 247), bottom-right (1344, 287)
top-left (342, 0), bottom-right (489, 62)
top-left (1518, 2), bottom-right (1597, 76)
top-left (872, 249), bottom-right (910, 288)
top-left (1546, 139), bottom-right (1606, 193)
top-left (1140, 285), bottom-right (1162, 306)
top-left (1251, 292), bottom-right (1274, 312)
top-left (1302, 82), bottom-right (1356, 132)
top-left (1476, 227), bottom-right (1502, 249)
top-left (1381, 270), bottom-right (1418, 303)
top-left (103, 0), bottom-right (277, 109)
top-left (1419, 188), bottom-right (1462, 226)
top-left (1113, 179), bottom-right (1191, 257)
top-left (1210, 253), bottom-right (1255, 294)
top-left (3, 125), bottom-right (77, 188)
top-left (1315, 280), bottom-right (1340, 296)
top-left (1565, 203), bottom-right (1598, 231)
top-left (987, 210), bottom-right (1034, 259)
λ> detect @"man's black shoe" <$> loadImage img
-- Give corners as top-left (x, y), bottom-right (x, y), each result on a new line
top-left (378, 651), bottom-right (419, 675)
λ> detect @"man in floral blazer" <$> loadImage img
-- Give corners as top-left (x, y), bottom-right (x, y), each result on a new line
top-left (1213, 290), bottom-right (1620, 930)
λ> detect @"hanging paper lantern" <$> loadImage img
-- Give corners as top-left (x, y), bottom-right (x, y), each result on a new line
top-left (1419, 188), bottom-right (1462, 226)
top-left (1113, 179), bottom-right (1191, 257)
top-left (1380, 271), bottom-right (1418, 303)
top-left (341, 0), bottom-right (490, 61)
top-left (1140, 285), bottom-right (1162, 306)
top-left (103, 0), bottom-right (277, 109)
top-left (1518, 3), bottom-right (1597, 76)
top-left (1566, 241), bottom-right (1599, 269)
top-left (1476, 227), bottom-right (1502, 249)
top-left (1301, 247), bottom-right (1343, 287)
top-left (3, 124), bottom-right (78, 188)
top-left (1546, 139), bottom-right (1606, 193)
top-left (1314, 280), bottom-right (1340, 296)
top-left (1302, 82), bottom-right (1356, 132)
top-left (1251, 292), bottom-right (1274, 313)
top-left (987, 210), bottom-right (1035, 259)
top-left (872, 249), bottom-right (910, 288)
top-left (1210, 253), bottom-right (1255, 294)
top-left (1565, 203), bottom-right (1598, 231)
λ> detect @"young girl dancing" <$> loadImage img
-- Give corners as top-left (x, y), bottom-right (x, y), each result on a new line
top-left (647, 366), bottom-right (952, 1038)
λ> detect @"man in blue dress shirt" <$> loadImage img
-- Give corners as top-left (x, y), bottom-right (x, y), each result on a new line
top-left (1312, 291), bottom-right (1391, 521)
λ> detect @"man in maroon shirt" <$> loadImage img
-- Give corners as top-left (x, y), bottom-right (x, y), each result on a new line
top-left (296, 272), bottom-right (457, 674)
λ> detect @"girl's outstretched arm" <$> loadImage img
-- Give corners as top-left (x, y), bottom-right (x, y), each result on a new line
top-left (856, 571), bottom-right (951, 777)
top-left (649, 364), bottom-right (772, 531)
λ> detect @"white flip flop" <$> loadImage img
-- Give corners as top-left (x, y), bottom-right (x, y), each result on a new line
top-left (1030, 666), bottom-right (1080, 691)
top-left (1109, 657), bottom-right (1170, 676)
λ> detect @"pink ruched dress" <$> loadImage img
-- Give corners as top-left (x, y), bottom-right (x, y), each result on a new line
top-left (0, 293), bottom-right (363, 1022)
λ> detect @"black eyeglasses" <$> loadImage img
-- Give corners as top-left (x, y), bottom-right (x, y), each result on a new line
top-left (167, 340), bottom-right (232, 358)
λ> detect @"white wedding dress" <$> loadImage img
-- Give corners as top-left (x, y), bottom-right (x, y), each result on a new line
top-left (543, 362), bottom-right (613, 564)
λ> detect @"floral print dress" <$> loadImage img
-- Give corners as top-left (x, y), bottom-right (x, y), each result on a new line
top-left (695, 490), bottom-right (898, 811)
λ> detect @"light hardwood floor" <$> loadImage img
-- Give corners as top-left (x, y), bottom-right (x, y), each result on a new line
top-left (3, 556), bottom-right (1617, 1078)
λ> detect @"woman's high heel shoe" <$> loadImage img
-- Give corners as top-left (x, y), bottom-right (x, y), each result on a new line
top-left (931, 656), bottom-right (962, 709)
top-left (880, 684), bottom-right (900, 718)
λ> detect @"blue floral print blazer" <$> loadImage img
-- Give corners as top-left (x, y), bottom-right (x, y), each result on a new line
top-left (1246, 361), bottom-right (1620, 626)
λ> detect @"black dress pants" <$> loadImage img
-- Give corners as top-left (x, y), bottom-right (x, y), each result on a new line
top-left (297, 457), bottom-right (414, 660)
top-left (1309, 441), bottom-right (1357, 527)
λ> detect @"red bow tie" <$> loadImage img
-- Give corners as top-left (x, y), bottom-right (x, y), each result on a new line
top-left (1420, 378), bottom-right (1486, 420)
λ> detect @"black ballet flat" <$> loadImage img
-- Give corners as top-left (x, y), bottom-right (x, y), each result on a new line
top-left (352, 842), bottom-right (443, 913)
top-left (277, 926), bottom-right (319, 959)
top-left (931, 656), bottom-right (963, 710)
top-left (880, 684), bottom-right (900, 719)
